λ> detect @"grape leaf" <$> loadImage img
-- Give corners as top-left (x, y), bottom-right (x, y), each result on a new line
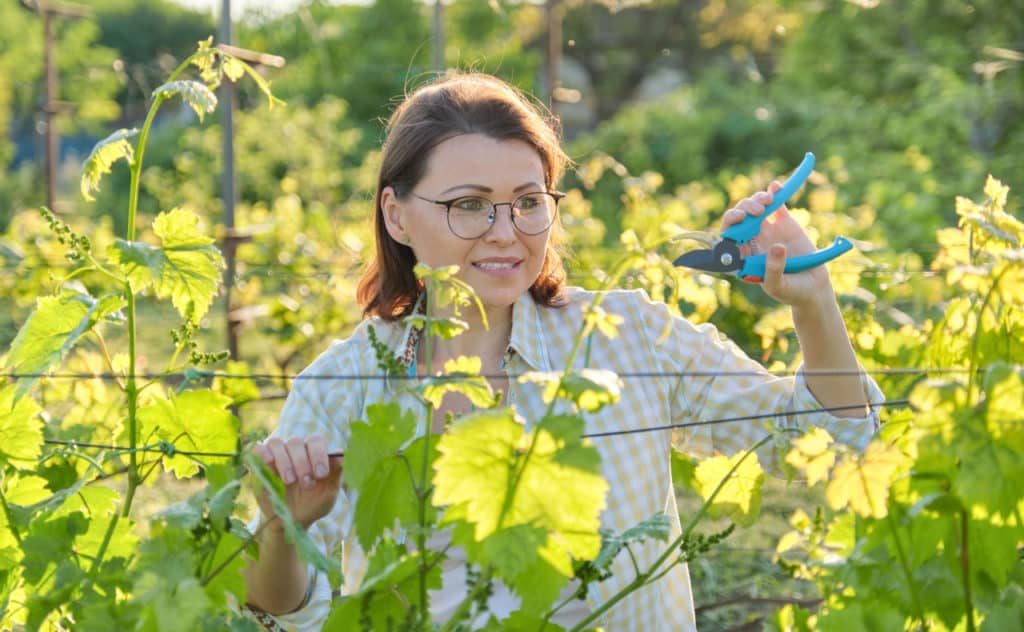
top-left (785, 427), bottom-right (836, 487)
top-left (0, 386), bottom-right (42, 467)
top-left (694, 450), bottom-right (765, 527)
top-left (826, 441), bottom-right (902, 519)
top-left (421, 355), bottom-right (495, 409)
top-left (5, 292), bottom-right (124, 401)
top-left (80, 128), bottom-right (137, 201)
top-left (136, 389), bottom-right (238, 478)
top-left (323, 537), bottom-right (439, 631)
top-left (152, 80), bottom-right (217, 122)
top-left (433, 408), bottom-right (608, 610)
top-left (109, 208), bottom-right (224, 322)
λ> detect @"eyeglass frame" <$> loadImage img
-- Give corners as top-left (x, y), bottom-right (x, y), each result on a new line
top-left (408, 190), bottom-right (566, 240)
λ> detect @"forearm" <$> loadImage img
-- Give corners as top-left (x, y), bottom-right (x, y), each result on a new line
top-left (243, 522), bottom-right (310, 615)
top-left (792, 285), bottom-right (869, 418)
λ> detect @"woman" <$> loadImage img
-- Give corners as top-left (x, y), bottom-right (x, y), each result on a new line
top-left (243, 72), bottom-right (881, 630)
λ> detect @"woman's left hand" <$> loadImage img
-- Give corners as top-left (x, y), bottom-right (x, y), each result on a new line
top-left (720, 180), bottom-right (832, 309)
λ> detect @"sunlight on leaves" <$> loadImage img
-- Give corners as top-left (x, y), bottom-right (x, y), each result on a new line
top-left (520, 369), bottom-right (623, 413)
top-left (152, 80), bottom-right (218, 122)
top-left (694, 451), bottom-right (764, 527)
top-left (5, 291), bottom-right (125, 401)
top-left (433, 408), bottom-right (608, 610)
top-left (421, 355), bottom-right (495, 409)
top-left (137, 389), bottom-right (238, 478)
top-left (825, 440), bottom-right (902, 519)
top-left (80, 128), bottom-right (137, 201)
top-left (109, 208), bottom-right (224, 322)
top-left (0, 387), bottom-right (42, 468)
top-left (785, 427), bottom-right (836, 487)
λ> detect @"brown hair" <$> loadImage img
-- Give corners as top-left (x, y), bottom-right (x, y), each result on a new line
top-left (356, 72), bottom-right (570, 320)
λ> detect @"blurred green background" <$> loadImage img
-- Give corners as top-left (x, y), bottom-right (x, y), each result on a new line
top-left (2, 2), bottom-right (1021, 628)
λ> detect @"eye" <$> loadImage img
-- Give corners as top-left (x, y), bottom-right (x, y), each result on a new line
top-left (451, 197), bottom-right (489, 212)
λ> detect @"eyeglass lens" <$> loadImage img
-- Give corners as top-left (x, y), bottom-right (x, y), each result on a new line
top-left (447, 192), bottom-right (558, 238)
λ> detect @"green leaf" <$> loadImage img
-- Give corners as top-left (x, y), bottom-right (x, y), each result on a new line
top-left (323, 538), bottom-right (438, 631)
top-left (825, 440), bottom-right (902, 519)
top-left (694, 451), bottom-right (765, 527)
top-left (953, 423), bottom-right (1024, 518)
top-left (5, 292), bottom-right (122, 401)
top-left (22, 512), bottom-right (90, 584)
top-left (0, 386), bottom-right (42, 467)
top-left (137, 389), bottom-right (238, 478)
top-left (520, 369), bottom-right (623, 412)
top-left (421, 356), bottom-right (495, 409)
top-left (211, 361), bottom-right (261, 407)
top-left (352, 434), bottom-right (438, 551)
top-left (784, 427), bottom-right (836, 487)
top-left (109, 208), bottom-right (224, 322)
top-left (152, 80), bottom-right (218, 122)
top-left (433, 408), bottom-right (608, 608)
top-left (244, 452), bottom-right (332, 574)
top-left (80, 128), bottom-right (137, 201)
top-left (767, 604), bottom-right (812, 632)
top-left (670, 446), bottom-right (698, 490)
top-left (342, 402), bottom-right (418, 491)
top-left (593, 512), bottom-right (672, 568)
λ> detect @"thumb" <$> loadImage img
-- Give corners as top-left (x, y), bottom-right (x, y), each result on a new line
top-left (762, 243), bottom-right (787, 296)
top-left (327, 455), bottom-right (344, 481)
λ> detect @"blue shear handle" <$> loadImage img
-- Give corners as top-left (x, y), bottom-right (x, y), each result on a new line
top-left (737, 236), bottom-right (853, 282)
top-left (721, 152), bottom-right (816, 246)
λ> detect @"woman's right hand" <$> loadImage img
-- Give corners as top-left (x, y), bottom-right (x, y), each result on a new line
top-left (252, 435), bottom-right (343, 531)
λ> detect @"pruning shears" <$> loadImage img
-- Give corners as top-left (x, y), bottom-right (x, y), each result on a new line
top-left (672, 152), bottom-right (853, 283)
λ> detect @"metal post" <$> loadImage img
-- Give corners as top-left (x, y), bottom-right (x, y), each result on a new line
top-left (219, 0), bottom-right (240, 361)
top-left (19, 0), bottom-right (91, 211)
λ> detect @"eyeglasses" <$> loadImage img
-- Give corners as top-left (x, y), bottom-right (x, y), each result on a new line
top-left (410, 191), bottom-right (564, 240)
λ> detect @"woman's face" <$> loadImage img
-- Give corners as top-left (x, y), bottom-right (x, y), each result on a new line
top-left (381, 133), bottom-right (553, 314)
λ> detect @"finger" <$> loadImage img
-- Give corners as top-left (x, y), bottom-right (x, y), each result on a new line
top-left (285, 437), bottom-right (315, 489)
top-left (736, 198), bottom-right (765, 217)
top-left (252, 442), bottom-right (273, 466)
top-left (266, 438), bottom-right (295, 485)
top-left (306, 436), bottom-right (330, 480)
top-left (763, 243), bottom-right (787, 296)
top-left (768, 179), bottom-right (783, 194)
top-left (721, 207), bottom-right (747, 228)
top-left (752, 190), bottom-right (772, 206)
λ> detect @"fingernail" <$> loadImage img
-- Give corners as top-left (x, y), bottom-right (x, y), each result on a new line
top-left (315, 464), bottom-right (328, 478)
top-left (283, 469), bottom-right (295, 484)
top-left (302, 475), bottom-right (314, 489)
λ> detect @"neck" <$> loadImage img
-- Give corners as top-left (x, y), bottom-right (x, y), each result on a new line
top-left (423, 302), bottom-right (513, 368)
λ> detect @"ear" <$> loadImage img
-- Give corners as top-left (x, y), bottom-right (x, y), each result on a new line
top-left (380, 186), bottom-right (409, 245)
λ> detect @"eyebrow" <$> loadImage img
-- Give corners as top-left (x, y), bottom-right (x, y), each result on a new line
top-left (437, 182), bottom-right (544, 197)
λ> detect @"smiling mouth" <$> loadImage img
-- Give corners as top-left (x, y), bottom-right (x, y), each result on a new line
top-left (474, 261), bottom-right (520, 270)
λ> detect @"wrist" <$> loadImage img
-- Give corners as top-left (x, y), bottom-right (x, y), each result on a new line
top-left (790, 279), bottom-right (837, 320)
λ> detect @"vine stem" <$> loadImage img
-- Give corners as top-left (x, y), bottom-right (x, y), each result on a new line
top-left (120, 47), bottom-right (214, 519)
top-left (959, 510), bottom-right (976, 632)
top-left (435, 566), bottom-right (494, 632)
top-left (966, 264), bottom-right (1009, 398)
top-left (886, 512), bottom-right (925, 625)
top-left (567, 434), bottom-right (773, 632)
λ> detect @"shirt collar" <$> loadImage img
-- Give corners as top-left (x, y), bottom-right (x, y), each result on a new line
top-left (392, 291), bottom-right (554, 374)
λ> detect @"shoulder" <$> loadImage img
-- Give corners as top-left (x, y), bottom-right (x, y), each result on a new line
top-left (554, 286), bottom-right (666, 323)
top-left (297, 317), bottom-right (405, 378)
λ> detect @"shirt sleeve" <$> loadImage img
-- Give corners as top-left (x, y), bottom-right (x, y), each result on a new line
top-left (639, 294), bottom-right (883, 467)
top-left (248, 340), bottom-right (361, 631)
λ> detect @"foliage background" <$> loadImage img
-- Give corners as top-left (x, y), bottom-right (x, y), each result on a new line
top-left (1, 0), bottom-right (1022, 629)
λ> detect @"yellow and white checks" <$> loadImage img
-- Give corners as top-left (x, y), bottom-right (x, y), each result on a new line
top-left (262, 288), bottom-right (882, 631)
